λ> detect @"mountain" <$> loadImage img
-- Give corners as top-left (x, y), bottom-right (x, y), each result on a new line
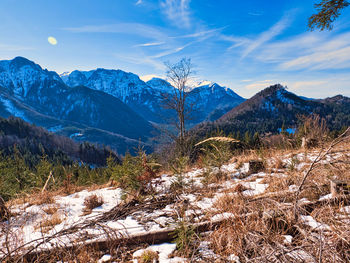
top-left (61, 68), bottom-right (164, 123)
top-left (0, 56), bottom-right (247, 153)
top-left (0, 116), bottom-right (119, 166)
top-left (192, 84), bottom-right (350, 138)
top-left (61, 71), bottom-right (245, 125)
top-left (188, 82), bottom-right (245, 123)
top-left (0, 57), bottom-right (157, 153)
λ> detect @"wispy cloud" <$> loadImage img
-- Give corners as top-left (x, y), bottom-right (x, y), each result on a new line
top-left (253, 30), bottom-right (350, 71)
top-left (171, 27), bottom-right (225, 39)
top-left (150, 43), bottom-right (190, 58)
top-left (222, 35), bottom-right (251, 50)
top-left (114, 53), bottom-right (166, 71)
top-left (240, 11), bottom-right (294, 58)
top-left (160, 0), bottom-right (191, 28)
top-left (134, 42), bottom-right (165, 47)
top-left (248, 12), bottom-right (263, 16)
top-left (135, 0), bottom-right (142, 5)
top-left (0, 43), bottom-right (34, 51)
top-left (245, 80), bottom-right (275, 90)
top-left (63, 23), bottom-right (167, 42)
top-left (280, 33), bottom-right (350, 70)
top-left (282, 46), bottom-right (350, 70)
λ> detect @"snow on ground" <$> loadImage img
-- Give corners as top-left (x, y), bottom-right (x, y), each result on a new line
top-left (300, 215), bottom-right (330, 231)
top-left (1, 149), bottom-right (348, 261)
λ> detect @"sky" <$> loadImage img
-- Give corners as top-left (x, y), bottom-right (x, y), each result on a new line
top-left (1, 0), bottom-right (350, 98)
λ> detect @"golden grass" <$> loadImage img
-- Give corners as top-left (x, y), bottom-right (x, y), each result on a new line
top-left (35, 213), bottom-right (63, 233)
top-left (137, 250), bottom-right (159, 263)
top-left (28, 191), bottom-right (56, 206)
top-left (42, 206), bottom-right (59, 215)
top-left (195, 136), bottom-right (240, 147)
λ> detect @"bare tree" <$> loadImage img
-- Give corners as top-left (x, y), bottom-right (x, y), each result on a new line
top-left (162, 58), bottom-right (194, 154)
top-left (309, 0), bottom-right (349, 31)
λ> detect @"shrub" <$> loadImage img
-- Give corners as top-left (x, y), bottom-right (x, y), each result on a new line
top-left (109, 149), bottom-right (158, 194)
top-left (172, 219), bottom-right (195, 257)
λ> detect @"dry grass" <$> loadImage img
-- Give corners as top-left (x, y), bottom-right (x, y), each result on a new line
top-left (43, 206), bottom-right (59, 215)
top-left (202, 138), bottom-right (350, 262)
top-left (137, 250), bottom-right (159, 263)
top-left (82, 194), bottom-right (104, 215)
top-left (28, 191), bottom-right (56, 206)
top-left (35, 213), bottom-right (63, 233)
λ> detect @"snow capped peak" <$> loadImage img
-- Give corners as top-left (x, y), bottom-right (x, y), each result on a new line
top-left (196, 80), bottom-right (215, 87)
top-left (146, 77), bottom-right (173, 92)
top-left (0, 57), bottom-right (64, 98)
top-left (140, 74), bottom-right (164, 82)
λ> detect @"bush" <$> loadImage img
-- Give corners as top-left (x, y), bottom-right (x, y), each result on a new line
top-left (109, 149), bottom-right (158, 194)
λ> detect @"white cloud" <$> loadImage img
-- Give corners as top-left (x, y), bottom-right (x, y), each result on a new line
top-left (279, 32), bottom-right (350, 70)
top-left (281, 46), bottom-right (350, 70)
top-left (248, 12), bottom-right (263, 16)
top-left (0, 43), bottom-right (34, 51)
top-left (171, 27), bottom-right (224, 39)
top-left (245, 80), bottom-right (275, 90)
top-left (134, 42), bottom-right (165, 47)
top-left (161, 0), bottom-right (191, 28)
top-left (135, 0), bottom-right (142, 5)
top-left (63, 23), bottom-right (167, 43)
top-left (241, 12), bottom-right (294, 58)
top-left (114, 53), bottom-right (166, 71)
top-left (150, 45), bottom-right (187, 58)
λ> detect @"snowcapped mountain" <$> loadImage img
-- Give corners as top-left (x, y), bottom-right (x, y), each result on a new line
top-left (146, 77), bottom-right (174, 93)
top-left (62, 70), bottom-right (245, 125)
top-left (0, 56), bottom-right (247, 152)
top-left (0, 57), bottom-right (157, 153)
top-left (188, 82), bottom-right (245, 123)
top-left (0, 57), bottom-right (63, 98)
top-left (62, 68), bottom-right (153, 101)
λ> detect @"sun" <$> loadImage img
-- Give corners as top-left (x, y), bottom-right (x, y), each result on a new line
top-left (48, 36), bottom-right (58, 45)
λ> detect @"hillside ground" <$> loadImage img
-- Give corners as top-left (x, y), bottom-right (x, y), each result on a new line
top-left (1, 135), bottom-right (350, 262)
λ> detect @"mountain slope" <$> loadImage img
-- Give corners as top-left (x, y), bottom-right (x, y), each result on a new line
top-left (0, 116), bottom-right (119, 166)
top-left (192, 84), bottom-right (350, 137)
top-left (62, 71), bottom-right (245, 125)
top-left (188, 82), bottom-right (245, 123)
top-left (0, 57), bottom-right (157, 153)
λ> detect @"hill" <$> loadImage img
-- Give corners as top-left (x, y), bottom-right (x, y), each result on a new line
top-left (192, 84), bottom-right (350, 138)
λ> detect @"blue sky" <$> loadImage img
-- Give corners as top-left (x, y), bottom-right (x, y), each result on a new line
top-left (1, 0), bottom-right (350, 98)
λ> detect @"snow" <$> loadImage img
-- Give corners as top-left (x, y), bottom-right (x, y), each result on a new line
top-left (300, 215), bottom-right (330, 230)
top-left (98, 254), bottom-right (112, 263)
top-left (227, 254), bottom-right (240, 262)
top-left (211, 212), bottom-right (235, 221)
top-left (0, 97), bottom-right (29, 122)
top-left (283, 235), bottom-right (293, 244)
top-left (3, 148), bottom-right (348, 261)
top-left (197, 241), bottom-right (219, 259)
